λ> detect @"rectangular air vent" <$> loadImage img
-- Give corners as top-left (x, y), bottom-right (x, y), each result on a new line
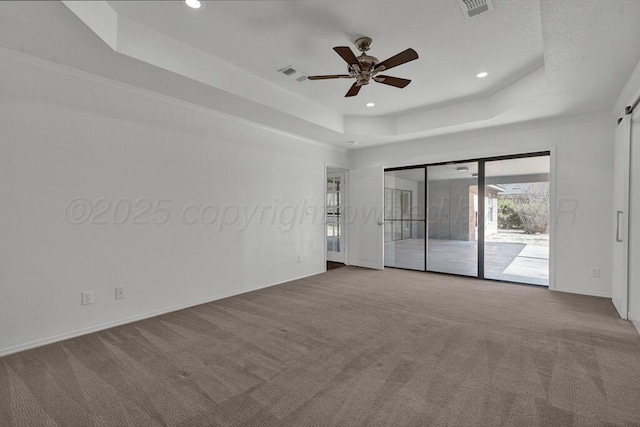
top-left (457, 0), bottom-right (493, 18)
top-left (278, 65), bottom-right (308, 82)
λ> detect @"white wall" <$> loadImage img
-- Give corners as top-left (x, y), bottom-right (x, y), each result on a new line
top-left (350, 113), bottom-right (616, 297)
top-left (0, 53), bottom-right (347, 355)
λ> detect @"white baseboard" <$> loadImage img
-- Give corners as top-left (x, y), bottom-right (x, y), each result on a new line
top-left (0, 271), bottom-right (322, 358)
top-left (551, 287), bottom-right (612, 298)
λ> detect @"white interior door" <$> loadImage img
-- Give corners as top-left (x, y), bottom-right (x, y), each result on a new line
top-left (326, 171), bottom-right (345, 263)
top-left (613, 115), bottom-right (631, 320)
top-left (348, 167), bottom-right (384, 269)
top-left (630, 111), bottom-right (640, 322)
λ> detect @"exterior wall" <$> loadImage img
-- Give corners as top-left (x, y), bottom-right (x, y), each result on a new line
top-left (485, 193), bottom-right (499, 237)
top-left (428, 178), bottom-right (475, 241)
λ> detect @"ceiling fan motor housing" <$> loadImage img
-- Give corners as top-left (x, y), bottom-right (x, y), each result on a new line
top-left (352, 54), bottom-right (379, 85)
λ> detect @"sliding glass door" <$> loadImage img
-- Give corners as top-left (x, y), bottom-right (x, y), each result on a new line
top-left (384, 152), bottom-right (550, 286)
top-left (484, 156), bottom-right (550, 285)
top-left (426, 162), bottom-right (479, 276)
top-left (384, 168), bottom-right (425, 270)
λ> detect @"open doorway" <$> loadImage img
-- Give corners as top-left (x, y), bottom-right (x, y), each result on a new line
top-left (326, 168), bottom-right (347, 269)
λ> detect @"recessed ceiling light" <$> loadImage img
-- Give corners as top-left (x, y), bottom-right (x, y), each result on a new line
top-left (347, 140), bottom-right (359, 146)
top-left (366, 102), bottom-right (375, 108)
top-left (456, 166), bottom-right (469, 172)
top-left (185, 0), bottom-right (201, 9)
top-left (476, 72), bottom-right (488, 78)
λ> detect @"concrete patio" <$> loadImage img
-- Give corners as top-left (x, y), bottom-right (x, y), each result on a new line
top-left (385, 238), bottom-right (549, 286)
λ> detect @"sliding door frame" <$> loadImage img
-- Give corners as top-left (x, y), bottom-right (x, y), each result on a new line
top-left (385, 150), bottom-right (552, 286)
top-left (477, 161), bottom-right (486, 279)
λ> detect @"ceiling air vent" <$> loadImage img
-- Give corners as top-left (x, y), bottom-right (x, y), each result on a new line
top-left (278, 66), bottom-right (308, 82)
top-left (458, 0), bottom-right (493, 18)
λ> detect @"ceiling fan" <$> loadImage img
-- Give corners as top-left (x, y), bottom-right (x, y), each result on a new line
top-left (308, 37), bottom-right (419, 98)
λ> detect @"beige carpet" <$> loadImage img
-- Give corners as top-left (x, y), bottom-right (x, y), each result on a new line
top-left (1, 267), bottom-right (640, 426)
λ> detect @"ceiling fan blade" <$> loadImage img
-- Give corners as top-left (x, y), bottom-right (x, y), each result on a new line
top-left (333, 46), bottom-right (361, 68)
top-left (345, 82), bottom-right (362, 97)
top-left (308, 74), bottom-right (352, 80)
top-left (374, 75), bottom-right (412, 88)
top-left (374, 48), bottom-right (419, 72)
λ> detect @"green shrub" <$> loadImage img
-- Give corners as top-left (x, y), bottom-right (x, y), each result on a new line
top-left (517, 201), bottom-right (549, 234)
top-left (498, 199), bottom-right (522, 229)
top-left (498, 183), bottom-right (549, 234)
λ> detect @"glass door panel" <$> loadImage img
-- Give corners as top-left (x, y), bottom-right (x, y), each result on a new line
top-left (384, 168), bottom-right (425, 270)
top-left (426, 162), bottom-right (478, 276)
top-left (484, 156), bottom-right (550, 285)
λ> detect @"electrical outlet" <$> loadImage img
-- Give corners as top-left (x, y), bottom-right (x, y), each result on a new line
top-left (115, 287), bottom-right (125, 300)
top-left (81, 291), bottom-right (93, 305)
top-left (298, 255), bottom-right (302, 262)
top-left (591, 268), bottom-right (600, 278)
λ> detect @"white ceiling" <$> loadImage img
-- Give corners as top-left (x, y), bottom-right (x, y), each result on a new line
top-left (2, 0), bottom-right (640, 148)
top-left (107, 0), bottom-right (544, 117)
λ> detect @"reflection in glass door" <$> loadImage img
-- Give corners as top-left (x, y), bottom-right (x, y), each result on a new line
top-left (384, 168), bottom-right (425, 270)
top-left (484, 156), bottom-right (550, 285)
top-left (426, 162), bottom-right (479, 277)
top-left (327, 171), bottom-right (345, 263)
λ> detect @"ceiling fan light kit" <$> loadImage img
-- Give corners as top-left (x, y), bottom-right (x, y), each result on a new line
top-left (308, 37), bottom-right (419, 98)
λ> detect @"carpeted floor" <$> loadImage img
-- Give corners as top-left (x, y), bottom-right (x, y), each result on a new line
top-left (1, 267), bottom-right (640, 426)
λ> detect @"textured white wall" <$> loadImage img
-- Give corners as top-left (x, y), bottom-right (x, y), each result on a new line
top-left (0, 54), bottom-right (347, 355)
top-left (350, 113), bottom-right (616, 297)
